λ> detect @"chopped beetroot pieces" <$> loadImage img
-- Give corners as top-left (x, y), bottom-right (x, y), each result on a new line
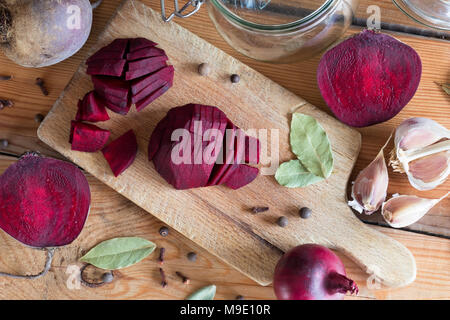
top-left (102, 130), bottom-right (138, 177)
top-left (127, 47), bottom-right (166, 61)
top-left (245, 136), bottom-right (260, 164)
top-left (0, 153), bottom-right (91, 248)
top-left (148, 104), bottom-right (260, 190)
top-left (125, 61), bottom-right (168, 81)
top-left (86, 59), bottom-right (126, 77)
top-left (76, 91), bottom-right (110, 122)
top-left (129, 38), bottom-right (157, 52)
top-left (135, 83), bottom-right (172, 112)
top-left (131, 66), bottom-right (174, 95)
top-left (70, 121), bottom-right (110, 152)
top-left (86, 38), bottom-right (174, 113)
top-left (317, 30), bottom-right (422, 127)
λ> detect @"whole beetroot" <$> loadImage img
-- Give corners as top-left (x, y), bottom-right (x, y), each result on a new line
top-left (0, 0), bottom-right (95, 67)
top-left (274, 244), bottom-right (358, 300)
top-left (317, 30), bottom-right (422, 127)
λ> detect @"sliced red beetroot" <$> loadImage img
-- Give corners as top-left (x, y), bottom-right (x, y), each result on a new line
top-left (317, 30), bottom-right (422, 127)
top-left (86, 59), bottom-right (126, 77)
top-left (70, 121), bottom-right (110, 152)
top-left (245, 136), bottom-right (260, 164)
top-left (135, 82), bottom-right (172, 112)
top-left (92, 76), bottom-right (129, 100)
top-left (129, 38), bottom-right (157, 52)
top-left (76, 91), bottom-right (110, 122)
top-left (127, 47), bottom-right (166, 61)
top-left (125, 62), bottom-right (167, 81)
top-left (99, 95), bottom-right (132, 115)
top-left (102, 130), bottom-right (138, 177)
top-left (131, 65), bottom-right (174, 95)
top-left (128, 56), bottom-right (168, 71)
top-left (86, 39), bottom-right (129, 63)
top-left (223, 164), bottom-right (259, 190)
top-left (131, 79), bottom-right (167, 104)
top-left (0, 152), bottom-right (91, 248)
top-left (98, 91), bottom-right (129, 108)
top-left (148, 104), bottom-right (259, 190)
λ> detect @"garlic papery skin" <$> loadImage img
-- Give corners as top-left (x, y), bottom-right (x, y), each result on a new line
top-left (348, 140), bottom-right (390, 215)
top-left (390, 117), bottom-right (450, 191)
top-left (382, 192), bottom-right (449, 228)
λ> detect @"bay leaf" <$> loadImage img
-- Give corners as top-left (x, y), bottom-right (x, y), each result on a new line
top-left (80, 237), bottom-right (156, 270)
top-left (440, 83), bottom-right (450, 95)
top-left (186, 285), bottom-right (216, 300)
top-left (290, 113), bottom-right (333, 178)
top-left (275, 159), bottom-right (324, 188)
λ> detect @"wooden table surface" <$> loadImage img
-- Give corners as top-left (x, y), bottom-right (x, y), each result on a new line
top-left (0, 0), bottom-right (449, 300)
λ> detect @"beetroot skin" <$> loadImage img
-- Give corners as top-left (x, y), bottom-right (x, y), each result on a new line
top-left (0, 153), bottom-right (91, 247)
top-left (102, 130), bottom-right (138, 177)
top-left (70, 121), bottom-right (110, 152)
top-left (86, 38), bottom-right (173, 114)
top-left (274, 244), bottom-right (358, 300)
top-left (317, 30), bottom-right (422, 127)
top-left (148, 104), bottom-right (260, 190)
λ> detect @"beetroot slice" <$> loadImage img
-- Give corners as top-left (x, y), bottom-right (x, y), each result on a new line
top-left (102, 130), bottom-right (138, 177)
top-left (128, 56), bottom-right (168, 71)
top-left (0, 153), bottom-right (91, 248)
top-left (129, 38), bottom-right (157, 52)
top-left (131, 65), bottom-right (174, 95)
top-left (92, 76), bottom-right (130, 100)
top-left (98, 95), bottom-right (132, 115)
top-left (125, 62), bottom-right (168, 81)
top-left (317, 30), bottom-right (422, 127)
top-left (70, 121), bottom-right (110, 152)
top-left (86, 39), bottom-right (129, 63)
top-left (223, 165), bottom-right (259, 190)
top-left (86, 50), bottom-right (125, 63)
top-left (98, 92), bottom-right (129, 108)
top-left (131, 79), bottom-right (167, 104)
top-left (135, 82), bottom-right (172, 112)
top-left (86, 59), bottom-right (126, 77)
top-left (76, 91), bottom-right (110, 122)
top-left (127, 47), bottom-right (166, 61)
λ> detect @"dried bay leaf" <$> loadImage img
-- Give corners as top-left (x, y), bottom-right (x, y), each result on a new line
top-left (186, 285), bottom-right (216, 300)
top-left (275, 159), bottom-right (324, 188)
top-left (80, 237), bottom-right (156, 270)
top-left (290, 113), bottom-right (334, 178)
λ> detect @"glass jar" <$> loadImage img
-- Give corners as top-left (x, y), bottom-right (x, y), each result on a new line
top-left (392, 0), bottom-right (450, 30)
top-left (206, 0), bottom-right (360, 63)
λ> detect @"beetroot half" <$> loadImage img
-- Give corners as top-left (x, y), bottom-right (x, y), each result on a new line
top-left (274, 244), bottom-right (358, 300)
top-left (76, 91), bottom-right (110, 122)
top-left (86, 38), bottom-right (173, 113)
top-left (70, 121), bottom-right (110, 152)
top-left (148, 104), bottom-right (260, 190)
top-left (102, 130), bottom-right (138, 177)
top-left (0, 152), bottom-right (90, 279)
top-left (317, 30), bottom-right (422, 127)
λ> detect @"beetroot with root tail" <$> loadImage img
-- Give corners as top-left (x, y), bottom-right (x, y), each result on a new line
top-left (70, 121), bottom-right (110, 152)
top-left (76, 91), bottom-right (110, 122)
top-left (317, 30), bottom-right (422, 127)
top-left (274, 244), bottom-right (358, 300)
top-left (102, 130), bottom-right (138, 177)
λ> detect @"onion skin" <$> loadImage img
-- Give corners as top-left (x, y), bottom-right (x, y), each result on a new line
top-left (273, 244), bottom-right (358, 300)
top-left (0, 0), bottom-right (93, 67)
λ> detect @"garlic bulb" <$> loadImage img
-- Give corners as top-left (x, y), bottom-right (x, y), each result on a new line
top-left (390, 117), bottom-right (450, 191)
top-left (382, 192), bottom-right (449, 228)
top-left (348, 137), bottom-right (390, 214)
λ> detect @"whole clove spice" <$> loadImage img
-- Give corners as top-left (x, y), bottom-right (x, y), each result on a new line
top-left (158, 247), bottom-right (166, 265)
top-left (251, 207), bottom-right (269, 214)
top-left (159, 268), bottom-right (168, 288)
top-left (0, 99), bottom-right (13, 110)
top-left (187, 252), bottom-right (197, 262)
top-left (175, 271), bottom-right (190, 284)
top-left (35, 78), bottom-right (49, 96)
top-left (159, 226), bottom-right (169, 237)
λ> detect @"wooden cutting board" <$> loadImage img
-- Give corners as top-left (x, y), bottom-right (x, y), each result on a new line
top-left (38, 0), bottom-right (415, 287)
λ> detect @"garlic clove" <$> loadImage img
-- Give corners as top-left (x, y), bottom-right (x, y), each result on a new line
top-left (348, 138), bottom-right (390, 215)
top-left (382, 192), bottom-right (449, 228)
top-left (390, 117), bottom-right (450, 191)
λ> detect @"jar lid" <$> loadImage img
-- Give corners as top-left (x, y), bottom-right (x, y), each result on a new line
top-left (393, 0), bottom-right (450, 30)
top-left (214, 0), bottom-right (334, 26)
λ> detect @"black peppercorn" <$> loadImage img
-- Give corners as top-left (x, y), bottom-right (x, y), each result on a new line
top-left (187, 252), bottom-right (197, 262)
top-left (230, 74), bottom-right (240, 83)
top-left (299, 207), bottom-right (312, 219)
top-left (0, 139), bottom-right (8, 149)
top-left (102, 272), bottom-right (114, 283)
top-left (277, 216), bottom-right (288, 227)
top-left (34, 113), bottom-right (45, 123)
top-left (236, 295), bottom-right (244, 300)
top-left (159, 226), bottom-right (169, 237)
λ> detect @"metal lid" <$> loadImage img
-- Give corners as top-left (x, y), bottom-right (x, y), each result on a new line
top-left (215, 0), bottom-right (333, 26)
top-left (393, 0), bottom-right (450, 30)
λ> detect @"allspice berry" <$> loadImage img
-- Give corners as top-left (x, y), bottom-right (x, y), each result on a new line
top-left (34, 113), bottom-right (45, 123)
top-left (299, 207), bottom-right (312, 219)
top-left (198, 63), bottom-right (210, 76)
top-left (277, 216), bottom-right (288, 227)
top-left (159, 226), bottom-right (169, 237)
top-left (230, 74), bottom-right (240, 83)
top-left (187, 252), bottom-right (197, 262)
top-left (102, 272), bottom-right (114, 283)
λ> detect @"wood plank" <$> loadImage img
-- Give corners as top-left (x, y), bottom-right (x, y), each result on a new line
top-left (0, 155), bottom-right (448, 299)
top-left (38, 0), bottom-right (418, 288)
